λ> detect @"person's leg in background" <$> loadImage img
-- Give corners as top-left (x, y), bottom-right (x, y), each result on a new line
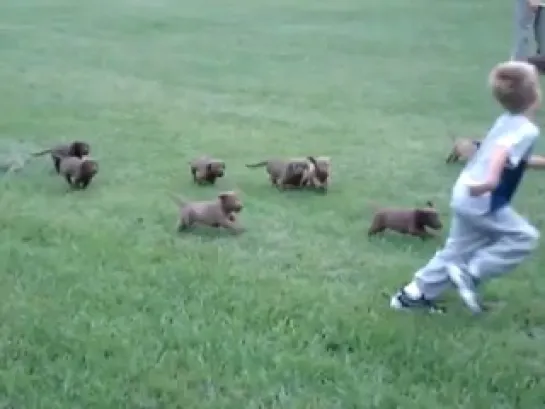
top-left (513, 0), bottom-right (537, 60)
top-left (534, 5), bottom-right (545, 55)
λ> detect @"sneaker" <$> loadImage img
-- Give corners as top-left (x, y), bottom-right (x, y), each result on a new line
top-left (447, 264), bottom-right (483, 314)
top-left (390, 289), bottom-right (445, 314)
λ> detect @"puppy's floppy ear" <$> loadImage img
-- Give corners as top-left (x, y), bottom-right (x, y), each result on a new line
top-left (206, 163), bottom-right (213, 173)
top-left (76, 141), bottom-right (90, 157)
top-left (69, 142), bottom-right (78, 156)
top-left (306, 156), bottom-right (318, 166)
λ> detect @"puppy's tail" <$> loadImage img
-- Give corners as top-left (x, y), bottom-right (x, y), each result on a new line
top-left (245, 160), bottom-right (268, 168)
top-left (169, 193), bottom-right (188, 207)
top-left (31, 148), bottom-right (52, 157)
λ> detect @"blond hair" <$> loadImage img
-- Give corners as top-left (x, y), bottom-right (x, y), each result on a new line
top-left (489, 61), bottom-right (540, 114)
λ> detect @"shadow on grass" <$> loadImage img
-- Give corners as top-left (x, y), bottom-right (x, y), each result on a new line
top-left (366, 232), bottom-right (444, 251)
top-left (174, 226), bottom-right (243, 241)
top-left (244, 183), bottom-right (330, 199)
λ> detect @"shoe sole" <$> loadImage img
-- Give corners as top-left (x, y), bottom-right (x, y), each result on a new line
top-left (390, 296), bottom-right (405, 310)
top-left (447, 264), bottom-right (482, 314)
top-left (389, 294), bottom-right (445, 314)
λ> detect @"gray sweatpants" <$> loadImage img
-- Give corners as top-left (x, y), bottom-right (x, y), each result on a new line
top-left (414, 206), bottom-right (540, 300)
top-left (512, 0), bottom-right (545, 59)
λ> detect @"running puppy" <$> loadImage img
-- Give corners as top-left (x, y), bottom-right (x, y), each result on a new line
top-left (368, 201), bottom-right (443, 239)
top-left (445, 138), bottom-right (481, 163)
top-left (58, 156), bottom-right (99, 189)
top-left (303, 156), bottom-right (331, 192)
top-left (245, 157), bottom-right (312, 190)
top-left (171, 191), bottom-right (244, 233)
top-left (447, 137), bottom-right (545, 168)
top-left (189, 156), bottom-right (226, 185)
top-left (33, 141), bottom-right (91, 173)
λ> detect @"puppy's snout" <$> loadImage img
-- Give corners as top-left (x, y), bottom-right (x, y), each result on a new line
top-left (217, 169), bottom-right (225, 176)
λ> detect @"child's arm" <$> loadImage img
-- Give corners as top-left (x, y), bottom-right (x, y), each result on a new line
top-left (467, 126), bottom-right (538, 196)
top-left (527, 154), bottom-right (545, 168)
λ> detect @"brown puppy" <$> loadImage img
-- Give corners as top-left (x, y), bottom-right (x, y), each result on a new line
top-left (245, 157), bottom-right (312, 190)
top-left (171, 191), bottom-right (244, 233)
top-left (447, 136), bottom-right (545, 168)
top-left (33, 141), bottom-right (91, 173)
top-left (303, 156), bottom-right (331, 192)
top-left (368, 201), bottom-right (443, 239)
top-left (190, 156), bottom-right (226, 185)
top-left (58, 156), bottom-right (99, 189)
top-left (445, 138), bottom-right (481, 164)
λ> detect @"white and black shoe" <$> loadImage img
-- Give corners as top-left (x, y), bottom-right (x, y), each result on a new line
top-left (447, 264), bottom-right (483, 314)
top-left (390, 288), bottom-right (445, 314)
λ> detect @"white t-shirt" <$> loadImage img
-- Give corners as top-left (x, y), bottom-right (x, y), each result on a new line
top-left (450, 113), bottom-right (539, 215)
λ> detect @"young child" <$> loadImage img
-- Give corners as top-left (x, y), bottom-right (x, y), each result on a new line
top-left (391, 61), bottom-right (541, 314)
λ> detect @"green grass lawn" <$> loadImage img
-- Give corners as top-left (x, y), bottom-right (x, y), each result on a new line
top-left (1, 0), bottom-right (545, 407)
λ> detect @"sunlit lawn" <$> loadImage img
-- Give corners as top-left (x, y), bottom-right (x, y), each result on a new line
top-left (1, 0), bottom-right (544, 407)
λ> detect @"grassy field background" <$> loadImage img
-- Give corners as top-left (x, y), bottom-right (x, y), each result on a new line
top-left (1, 0), bottom-right (545, 407)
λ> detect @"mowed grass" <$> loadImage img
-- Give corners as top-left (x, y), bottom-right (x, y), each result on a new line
top-left (1, 0), bottom-right (545, 407)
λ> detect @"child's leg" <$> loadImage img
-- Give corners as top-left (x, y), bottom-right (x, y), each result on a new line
top-left (512, 0), bottom-right (536, 60)
top-left (448, 206), bottom-right (539, 312)
top-left (390, 212), bottom-right (490, 311)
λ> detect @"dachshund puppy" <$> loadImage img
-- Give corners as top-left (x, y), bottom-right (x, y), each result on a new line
top-left (446, 137), bottom-right (545, 168)
top-left (446, 134), bottom-right (545, 169)
top-left (33, 141), bottom-right (91, 173)
top-left (245, 157), bottom-right (313, 190)
top-left (58, 156), bottom-right (99, 189)
top-left (446, 138), bottom-right (481, 164)
top-left (189, 156), bottom-right (226, 185)
top-left (368, 201), bottom-right (443, 239)
top-left (171, 191), bottom-right (244, 233)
